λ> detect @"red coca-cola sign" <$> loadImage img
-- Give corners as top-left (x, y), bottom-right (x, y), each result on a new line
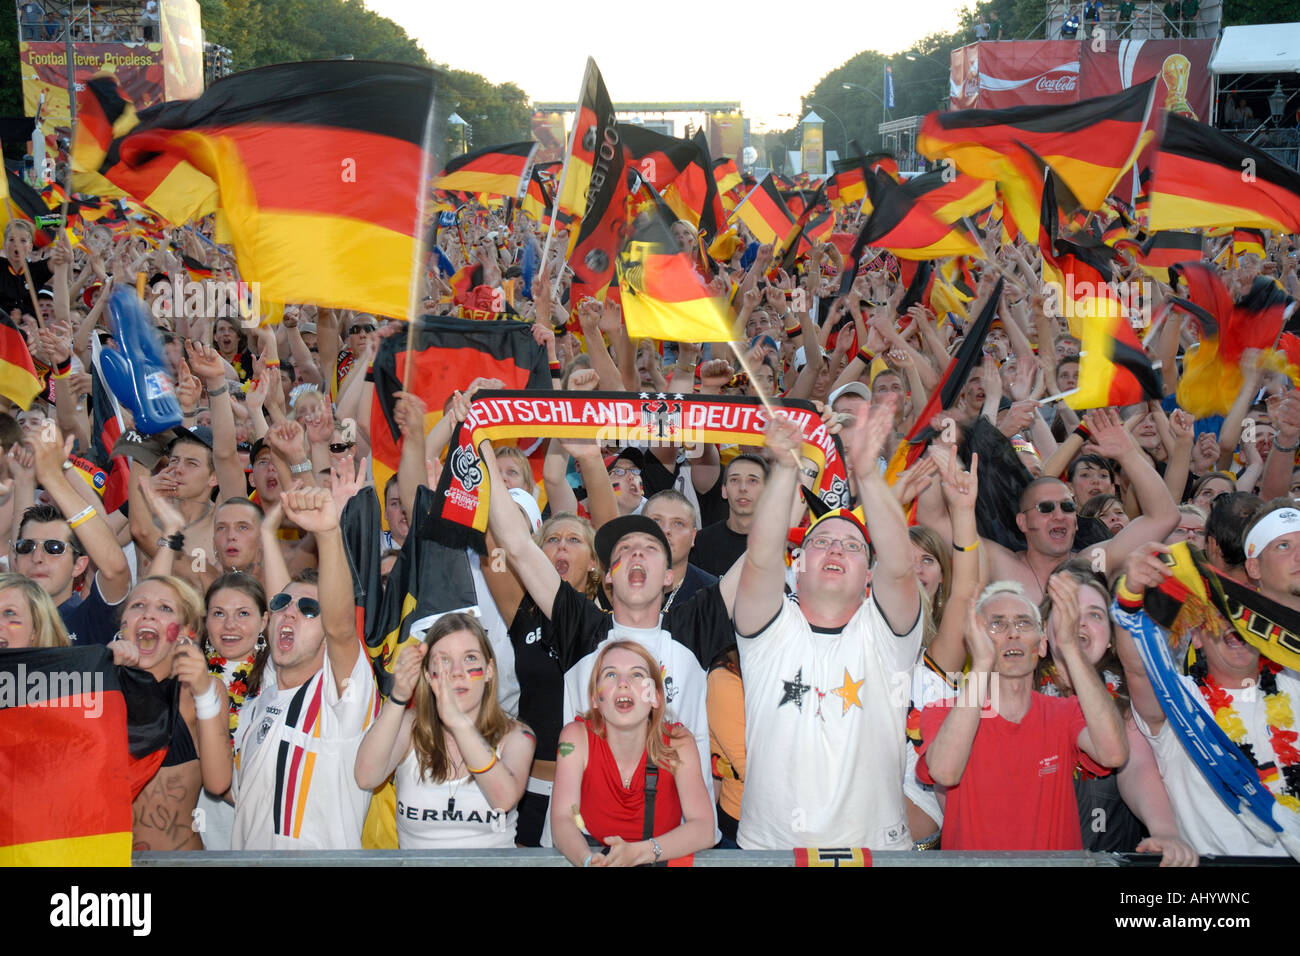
top-left (1034, 74), bottom-right (1078, 93)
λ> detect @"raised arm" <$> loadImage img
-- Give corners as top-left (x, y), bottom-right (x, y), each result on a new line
top-left (1089, 409), bottom-right (1180, 571)
top-left (185, 340), bottom-right (247, 501)
top-left (921, 596), bottom-right (995, 787)
top-left (354, 642), bottom-right (421, 789)
top-left (926, 449), bottom-right (982, 674)
top-left (1111, 542), bottom-right (1175, 735)
top-left (481, 439), bottom-right (563, 618)
top-left (733, 413), bottom-right (801, 636)
top-left (279, 486), bottom-right (358, 694)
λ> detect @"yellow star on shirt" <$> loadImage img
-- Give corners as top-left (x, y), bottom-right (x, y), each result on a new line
top-left (831, 669), bottom-right (864, 715)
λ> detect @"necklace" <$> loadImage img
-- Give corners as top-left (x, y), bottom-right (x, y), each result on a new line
top-left (206, 648), bottom-right (259, 740)
top-left (1018, 551), bottom-right (1049, 597)
top-left (1193, 658), bottom-right (1300, 813)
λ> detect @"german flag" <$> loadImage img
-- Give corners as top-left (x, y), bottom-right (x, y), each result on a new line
top-left (519, 164), bottom-right (554, 224)
top-left (663, 130), bottom-right (726, 240)
top-left (369, 315), bottom-right (552, 512)
top-left (75, 62), bottom-right (436, 317)
top-left (713, 157), bottom-right (742, 208)
top-left (918, 80), bottom-right (1156, 215)
top-left (828, 152), bottom-right (898, 209)
top-left (853, 173), bottom-right (982, 261)
top-left (0, 646), bottom-right (159, 866)
top-left (1148, 115), bottom-right (1300, 234)
top-left (0, 312), bottom-right (42, 410)
top-left (72, 72), bottom-right (217, 224)
top-left (1233, 227), bottom-right (1266, 261)
top-left (554, 58), bottom-right (617, 246)
top-left (1, 168), bottom-right (59, 248)
top-left (1168, 262), bottom-right (1298, 416)
top-left (729, 174), bottom-right (795, 248)
top-left (1115, 230), bottom-right (1203, 282)
top-left (617, 185), bottom-right (733, 343)
top-left (434, 141), bottom-right (536, 198)
top-left (620, 124), bottom-right (698, 191)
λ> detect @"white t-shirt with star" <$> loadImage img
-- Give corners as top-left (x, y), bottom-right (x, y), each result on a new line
top-left (737, 593), bottom-right (922, 850)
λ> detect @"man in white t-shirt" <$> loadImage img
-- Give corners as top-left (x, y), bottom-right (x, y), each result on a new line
top-left (1116, 541), bottom-right (1297, 857)
top-left (734, 397), bottom-right (922, 850)
top-left (232, 486), bottom-right (378, 850)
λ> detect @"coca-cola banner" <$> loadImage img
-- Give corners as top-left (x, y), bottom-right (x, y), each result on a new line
top-left (947, 39), bottom-right (1211, 116)
top-left (948, 41), bottom-right (1079, 110)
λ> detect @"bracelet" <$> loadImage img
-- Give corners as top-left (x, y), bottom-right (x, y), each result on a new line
top-left (466, 753), bottom-right (498, 774)
top-left (387, 693), bottom-right (410, 708)
top-left (583, 853), bottom-right (593, 868)
top-left (206, 383), bottom-right (228, 397)
top-left (264, 361), bottom-right (280, 369)
top-left (1274, 437), bottom-right (1300, 452)
top-left (1115, 576), bottom-right (1145, 606)
top-left (166, 531), bottom-right (185, 552)
top-left (193, 680), bottom-right (222, 720)
top-left (289, 460), bottom-right (313, 475)
top-left (857, 347), bottom-right (875, 366)
top-left (953, 540), bottom-right (979, 552)
top-left (549, 360), bottom-right (562, 373)
top-left (53, 357), bottom-right (73, 379)
top-left (67, 506), bottom-right (96, 529)
top-left (61, 460), bottom-right (74, 472)
top-left (1073, 423), bottom-right (1092, 442)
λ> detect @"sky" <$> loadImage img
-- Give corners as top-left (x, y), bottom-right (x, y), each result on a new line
top-left (363, 0), bottom-right (967, 130)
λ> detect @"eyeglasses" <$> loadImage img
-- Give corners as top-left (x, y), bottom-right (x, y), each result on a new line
top-left (805, 536), bottom-right (867, 554)
top-left (1026, 500), bottom-right (1077, 515)
top-left (986, 616), bottom-right (1038, 634)
top-left (349, 324), bottom-right (377, 335)
top-left (268, 592), bottom-right (321, 618)
top-left (609, 467), bottom-right (640, 478)
top-left (14, 538), bottom-right (73, 556)
top-left (328, 442), bottom-right (355, 454)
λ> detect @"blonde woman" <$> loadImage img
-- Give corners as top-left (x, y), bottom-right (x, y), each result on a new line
top-left (354, 612), bottom-right (534, 847)
top-left (551, 640), bottom-right (713, 866)
top-left (0, 571), bottom-right (70, 649)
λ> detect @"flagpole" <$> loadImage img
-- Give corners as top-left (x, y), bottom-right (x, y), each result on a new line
top-left (540, 58), bottom-right (593, 279)
top-left (403, 71), bottom-right (440, 389)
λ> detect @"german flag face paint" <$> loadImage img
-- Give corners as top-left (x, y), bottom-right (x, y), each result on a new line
top-left (467, 667), bottom-right (485, 682)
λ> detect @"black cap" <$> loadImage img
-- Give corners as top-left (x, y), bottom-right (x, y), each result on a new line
top-left (167, 425), bottom-right (213, 452)
top-left (248, 437), bottom-right (272, 464)
top-left (594, 514), bottom-right (673, 569)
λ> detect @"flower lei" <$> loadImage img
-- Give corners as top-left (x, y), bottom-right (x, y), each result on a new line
top-left (1193, 657), bottom-right (1300, 813)
top-left (207, 650), bottom-right (258, 743)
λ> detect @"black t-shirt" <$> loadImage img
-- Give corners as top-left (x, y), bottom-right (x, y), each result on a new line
top-left (690, 520), bottom-right (749, 577)
top-left (641, 452), bottom-right (727, 528)
top-left (0, 257), bottom-right (52, 319)
top-left (508, 594), bottom-right (565, 762)
top-left (59, 576), bottom-right (122, 646)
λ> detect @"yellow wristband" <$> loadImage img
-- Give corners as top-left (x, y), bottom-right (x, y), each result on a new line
top-left (953, 540), bottom-right (979, 552)
top-left (67, 506), bottom-right (96, 530)
top-left (466, 753), bottom-right (498, 775)
top-left (1115, 577), bottom-right (1144, 604)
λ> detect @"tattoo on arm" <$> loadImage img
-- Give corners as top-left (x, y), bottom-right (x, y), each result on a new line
top-left (557, 741), bottom-right (575, 757)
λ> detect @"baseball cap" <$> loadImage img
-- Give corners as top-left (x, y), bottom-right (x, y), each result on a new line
top-left (827, 382), bottom-right (871, 407)
top-left (594, 514), bottom-right (673, 569)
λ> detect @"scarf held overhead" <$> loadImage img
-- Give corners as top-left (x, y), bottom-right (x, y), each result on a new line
top-left (434, 391), bottom-right (848, 550)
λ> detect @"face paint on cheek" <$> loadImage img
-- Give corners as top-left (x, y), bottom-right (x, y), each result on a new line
top-left (467, 667), bottom-right (485, 681)
top-left (166, 623), bottom-right (180, 644)
top-left (610, 558), bottom-right (622, 577)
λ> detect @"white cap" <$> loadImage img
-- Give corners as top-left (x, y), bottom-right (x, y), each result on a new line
top-left (827, 381), bottom-right (871, 407)
top-left (509, 487), bottom-right (543, 535)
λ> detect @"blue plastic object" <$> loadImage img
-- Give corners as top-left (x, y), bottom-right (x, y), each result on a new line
top-left (99, 287), bottom-right (183, 436)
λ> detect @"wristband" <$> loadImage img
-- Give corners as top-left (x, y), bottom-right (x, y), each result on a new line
top-left (953, 540), bottom-right (979, 553)
top-left (549, 360), bottom-right (562, 373)
top-left (1115, 576), bottom-right (1144, 608)
top-left (289, 460), bottom-right (312, 475)
top-left (857, 347), bottom-right (875, 366)
top-left (1073, 423), bottom-right (1092, 442)
top-left (67, 506), bottom-right (96, 529)
top-left (1274, 436), bottom-right (1300, 453)
top-left (264, 361), bottom-right (280, 369)
top-left (206, 383), bottom-right (228, 397)
top-left (53, 357), bottom-right (73, 379)
top-left (166, 531), bottom-right (185, 553)
top-left (193, 681), bottom-right (222, 720)
top-left (387, 693), bottom-right (410, 708)
top-left (583, 853), bottom-right (593, 868)
top-left (785, 321), bottom-right (802, 336)
top-left (466, 753), bottom-right (498, 774)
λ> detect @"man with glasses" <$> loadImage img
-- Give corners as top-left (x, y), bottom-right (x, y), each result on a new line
top-left (916, 578), bottom-right (1128, 849)
top-left (982, 408), bottom-right (1180, 602)
top-left (733, 397), bottom-right (922, 850)
top-left (232, 485), bottom-right (377, 849)
top-left (12, 423), bottom-right (131, 646)
top-left (607, 450), bottom-right (646, 516)
top-left (335, 315), bottom-right (378, 391)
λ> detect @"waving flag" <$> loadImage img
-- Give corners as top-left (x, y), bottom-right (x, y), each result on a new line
top-left (434, 141), bottom-right (536, 198)
top-left (729, 174), bottom-right (795, 248)
top-left (1148, 115), bottom-right (1300, 234)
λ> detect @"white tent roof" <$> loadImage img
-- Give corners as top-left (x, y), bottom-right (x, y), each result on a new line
top-left (1211, 23), bottom-right (1300, 74)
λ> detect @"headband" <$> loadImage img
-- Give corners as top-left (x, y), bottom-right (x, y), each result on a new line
top-left (1245, 507), bottom-right (1300, 559)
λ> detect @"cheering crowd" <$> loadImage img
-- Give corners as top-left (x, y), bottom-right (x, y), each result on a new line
top-left (3, 159), bottom-right (1300, 865)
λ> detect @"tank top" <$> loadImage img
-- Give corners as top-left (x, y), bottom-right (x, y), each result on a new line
top-left (577, 717), bottom-right (684, 845)
top-left (394, 743), bottom-right (517, 849)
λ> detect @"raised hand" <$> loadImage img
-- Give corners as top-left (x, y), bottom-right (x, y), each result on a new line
top-left (279, 484), bottom-right (340, 535)
top-left (566, 368), bottom-right (599, 392)
top-left (185, 339), bottom-right (227, 386)
top-left (939, 449), bottom-right (979, 515)
top-left (843, 395), bottom-right (897, 470)
top-left (390, 641), bottom-right (427, 703)
top-left (172, 639), bottom-right (216, 698)
top-left (267, 420), bottom-right (308, 463)
top-left (329, 453), bottom-right (368, 517)
top-left (392, 390), bottom-right (428, 438)
top-left (762, 411), bottom-right (804, 464)
top-left (174, 359), bottom-right (202, 414)
top-left (1123, 542), bottom-right (1172, 592)
top-left (892, 456), bottom-right (939, 507)
top-left (1084, 407), bottom-right (1137, 461)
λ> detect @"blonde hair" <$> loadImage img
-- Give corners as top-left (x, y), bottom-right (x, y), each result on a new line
top-left (538, 512), bottom-right (600, 598)
top-left (582, 641), bottom-right (684, 774)
top-left (411, 613), bottom-right (514, 783)
top-left (0, 572), bottom-right (69, 648)
top-left (494, 445), bottom-right (536, 494)
top-left (128, 575), bottom-right (205, 634)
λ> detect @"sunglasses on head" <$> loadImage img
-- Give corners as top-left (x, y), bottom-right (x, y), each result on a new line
top-left (328, 441), bottom-right (355, 454)
top-left (349, 324), bottom-right (376, 335)
top-left (14, 537), bottom-right (75, 556)
top-left (269, 592), bottom-right (321, 618)
top-left (1026, 500), bottom-right (1077, 515)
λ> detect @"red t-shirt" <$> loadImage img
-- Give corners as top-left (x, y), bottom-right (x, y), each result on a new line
top-left (916, 692), bottom-right (1107, 851)
top-left (577, 717), bottom-right (684, 846)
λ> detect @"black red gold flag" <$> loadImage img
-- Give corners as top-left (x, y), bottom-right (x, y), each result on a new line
top-left (0, 312), bottom-right (42, 410)
top-left (1148, 115), bottom-right (1300, 234)
top-left (918, 80), bottom-right (1156, 214)
top-left (729, 174), bottom-right (795, 248)
top-left (853, 172), bottom-right (982, 261)
top-left (1115, 230), bottom-right (1203, 282)
top-left (74, 61), bottom-right (436, 317)
top-left (434, 141), bottom-right (537, 198)
top-left (369, 315), bottom-right (552, 507)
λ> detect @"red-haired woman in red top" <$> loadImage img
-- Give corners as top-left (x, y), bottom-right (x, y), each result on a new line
top-left (551, 640), bottom-right (714, 866)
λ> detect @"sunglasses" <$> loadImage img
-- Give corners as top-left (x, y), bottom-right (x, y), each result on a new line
top-left (268, 592), bottom-right (321, 618)
top-left (1026, 500), bottom-right (1077, 515)
top-left (349, 325), bottom-right (377, 335)
top-left (14, 537), bottom-right (74, 556)
top-left (328, 441), bottom-right (355, 454)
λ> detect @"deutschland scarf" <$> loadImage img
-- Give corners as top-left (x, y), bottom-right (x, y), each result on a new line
top-left (1111, 599), bottom-right (1300, 860)
top-left (433, 389), bottom-right (849, 552)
